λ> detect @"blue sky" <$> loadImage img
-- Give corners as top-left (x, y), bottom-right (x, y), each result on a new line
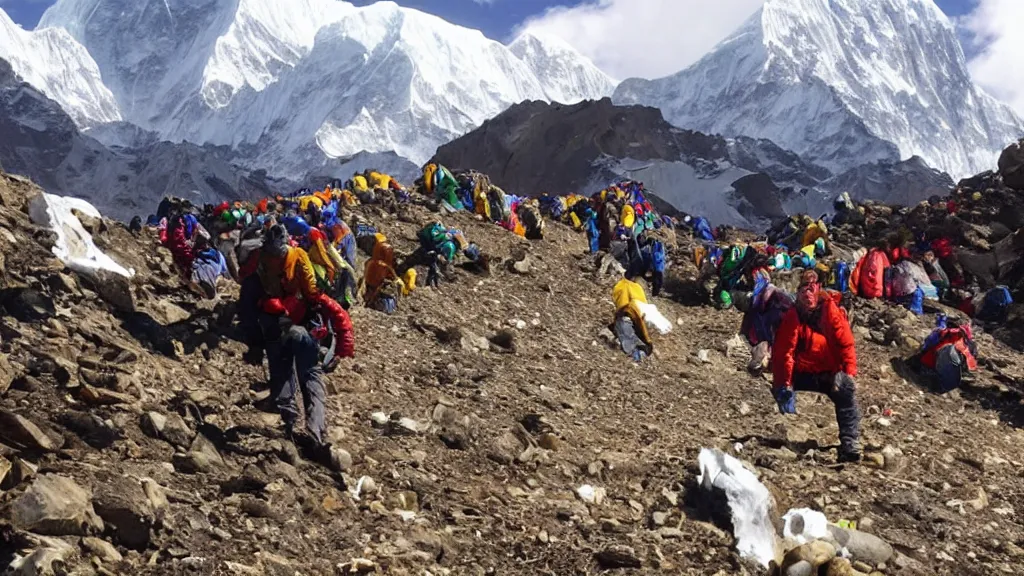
top-left (2, 0), bottom-right (978, 40)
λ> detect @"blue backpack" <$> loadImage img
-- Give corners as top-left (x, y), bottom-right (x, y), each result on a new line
top-left (831, 261), bottom-right (851, 293)
top-left (977, 286), bottom-right (1013, 323)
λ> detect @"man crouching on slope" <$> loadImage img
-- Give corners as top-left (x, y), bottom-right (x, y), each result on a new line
top-left (771, 270), bottom-right (862, 463)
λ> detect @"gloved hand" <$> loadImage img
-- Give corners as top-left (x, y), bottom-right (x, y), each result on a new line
top-left (774, 388), bottom-right (796, 415)
top-left (832, 372), bottom-right (856, 394)
top-left (632, 349), bottom-right (647, 362)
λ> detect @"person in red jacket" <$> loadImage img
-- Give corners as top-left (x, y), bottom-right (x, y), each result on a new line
top-left (772, 270), bottom-right (862, 462)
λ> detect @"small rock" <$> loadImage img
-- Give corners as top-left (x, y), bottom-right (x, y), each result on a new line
top-left (881, 445), bottom-right (905, 473)
top-left (697, 349), bottom-right (711, 363)
top-left (537, 433), bottom-right (561, 451)
top-left (595, 545), bottom-right (642, 569)
top-left (388, 490), bottom-right (420, 512)
top-left (369, 412), bottom-right (388, 427)
top-left (11, 474), bottom-right (104, 536)
top-left (782, 540), bottom-right (837, 571)
top-left (81, 537), bottom-right (123, 564)
top-left (337, 558), bottom-right (378, 575)
top-left (738, 402), bottom-right (752, 416)
top-left (652, 511), bottom-right (670, 526)
top-left (2, 456), bottom-right (38, 490)
top-left (329, 447), bottom-right (353, 472)
top-left (0, 409), bottom-right (59, 452)
top-left (576, 484), bottom-right (606, 505)
top-left (173, 434), bottom-right (225, 474)
top-left (657, 527), bottom-right (684, 539)
top-left (138, 409), bottom-right (192, 446)
top-left (57, 410), bottom-right (120, 449)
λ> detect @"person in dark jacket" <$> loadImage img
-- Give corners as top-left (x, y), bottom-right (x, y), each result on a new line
top-left (772, 270), bottom-right (862, 462)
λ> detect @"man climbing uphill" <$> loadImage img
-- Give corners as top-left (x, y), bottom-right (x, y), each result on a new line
top-left (239, 224), bottom-right (354, 464)
top-left (771, 270), bottom-right (862, 463)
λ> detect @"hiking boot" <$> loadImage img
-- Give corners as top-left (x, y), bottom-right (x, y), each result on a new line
top-left (838, 440), bottom-right (862, 463)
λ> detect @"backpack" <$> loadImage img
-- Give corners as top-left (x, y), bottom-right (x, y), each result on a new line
top-left (830, 261), bottom-right (851, 293)
top-left (857, 249), bottom-right (890, 299)
top-left (888, 261), bottom-right (919, 299)
top-left (977, 286), bottom-right (1013, 323)
top-left (419, 223), bottom-right (448, 249)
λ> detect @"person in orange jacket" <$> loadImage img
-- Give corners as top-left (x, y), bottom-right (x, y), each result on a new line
top-left (238, 225), bottom-right (354, 454)
top-left (772, 270), bottom-right (862, 462)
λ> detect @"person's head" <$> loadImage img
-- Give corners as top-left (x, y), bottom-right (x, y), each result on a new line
top-left (194, 234), bottom-right (210, 252)
top-left (922, 250), bottom-right (936, 264)
top-left (796, 269), bottom-right (821, 313)
top-left (263, 224), bottom-right (289, 258)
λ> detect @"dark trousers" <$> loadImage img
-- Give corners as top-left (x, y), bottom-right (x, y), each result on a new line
top-left (792, 371), bottom-right (861, 451)
top-left (259, 313), bottom-right (327, 445)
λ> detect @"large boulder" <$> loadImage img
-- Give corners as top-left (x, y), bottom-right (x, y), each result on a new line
top-left (999, 139), bottom-right (1024, 191)
top-left (92, 475), bottom-right (156, 550)
top-left (10, 474), bottom-right (104, 536)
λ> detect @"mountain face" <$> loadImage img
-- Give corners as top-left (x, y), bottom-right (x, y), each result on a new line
top-left (0, 58), bottom-right (282, 221)
top-left (431, 98), bottom-right (835, 228)
top-left (0, 8), bottom-right (120, 128)
top-left (613, 0), bottom-right (1024, 179)
top-left (36, 0), bottom-right (614, 177)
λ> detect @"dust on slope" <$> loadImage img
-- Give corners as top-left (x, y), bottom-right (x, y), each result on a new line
top-left (0, 171), bottom-right (1023, 575)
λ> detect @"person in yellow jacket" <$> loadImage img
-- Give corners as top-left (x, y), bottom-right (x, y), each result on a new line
top-left (352, 173), bottom-right (369, 192)
top-left (368, 171), bottom-right (392, 190)
top-left (612, 275), bottom-right (653, 361)
top-left (305, 229), bottom-right (357, 307)
top-left (620, 204), bottom-right (636, 230)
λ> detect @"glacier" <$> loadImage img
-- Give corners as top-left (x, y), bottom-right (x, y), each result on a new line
top-left (613, 0), bottom-right (1024, 179)
top-left (36, 0), bottom-right (615, 177)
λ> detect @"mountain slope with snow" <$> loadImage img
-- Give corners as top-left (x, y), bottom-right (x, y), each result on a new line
top-left (0, 57), bottom-right (282, 221)
top-left (613, 0), bottom-right (1024, 179)
top-left (0, 7), bottom-right (120, 128)
top-left (37, 0), bottom-right (614, 176)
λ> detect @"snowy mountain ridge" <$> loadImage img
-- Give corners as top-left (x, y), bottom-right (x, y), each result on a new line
top-left (32, 0), bottom-right (614, 177)
top-left (0, 8), bottom-right (119, 128)
top-left (613, 0), bottom-right (1024, 179)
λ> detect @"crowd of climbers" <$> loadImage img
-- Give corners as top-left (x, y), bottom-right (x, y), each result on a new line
top-left (135, 162), bottom-right (1014, 468)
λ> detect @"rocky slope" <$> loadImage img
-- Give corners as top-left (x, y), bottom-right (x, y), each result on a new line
top-left (2, 170), bottom-right (1024, 575)
top-left (430, 98), bottom-right (954, 227)
top-left (613, 0), bottom-right (1023, 179)
top-left (0, 58), bottom-right (284, 221)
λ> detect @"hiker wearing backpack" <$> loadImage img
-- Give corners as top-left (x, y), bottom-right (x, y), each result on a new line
top-left (913, 315), bottom-right (977, 393)
top-left (740, 271), bottom-right (795, 373)
top-left (361, 241), bottom-right (402, 314)
top-left (772, 270), bottom-right (862, 463)
top-left (238, 225), bottom-right (355, 461)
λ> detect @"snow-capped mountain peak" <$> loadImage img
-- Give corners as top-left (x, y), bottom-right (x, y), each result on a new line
top-left (34, 0), bottom-right (613, 178)
top-left (508, 30), bottom-right (617, 104)
top-left (1, 7), bottom-right (120, 128)
top-left (614, 0), bottom-right (1024, 178)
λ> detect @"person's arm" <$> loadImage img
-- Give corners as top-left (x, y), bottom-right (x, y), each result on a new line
top-left (824, 302), bottom-right (858, 377)
top-left (295, 250), bottom-right (320, 299)
top-left (313, 294), bottom-right (354, 358)
top-left (772, 309), bottom-right (800, 390)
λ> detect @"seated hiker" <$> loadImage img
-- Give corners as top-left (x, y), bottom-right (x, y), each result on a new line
top-left (739, 271), bottom-right (794, 373)
top-left (888, 259), bottom-right (926, 315)
top-left (912, 315), bottom-right (977, 393)
top-left (772, 270), bottom-right (862, 463)
top-left (361, 241), bottom-right (402, 314)
top-left (191, 235), bottom-right (231, 299)
top-left (626, 235), bottom-right (667, 297)
top-left (516, 200), bottom-right (545, 240)
top-left (304, 228), bottom-right (357, 309)
top-left (921, 250), bottom-right (950, 300)
top-left (612, 275), bottom-right (654, 362)
top-left (164, 210), bottom-right (208, 279)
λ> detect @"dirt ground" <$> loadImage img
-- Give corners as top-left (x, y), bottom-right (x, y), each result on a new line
top-left (2, 171), bottom-right (1024, 576)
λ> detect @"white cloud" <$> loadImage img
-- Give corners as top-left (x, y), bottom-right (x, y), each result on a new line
top-left (517, 0), bottom-right (765, 81)
top-left (963, 0), bottom-right (1024, 116)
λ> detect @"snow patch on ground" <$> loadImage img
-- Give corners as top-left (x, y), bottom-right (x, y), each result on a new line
top-left (28, 192), bottom-right (134, 278)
